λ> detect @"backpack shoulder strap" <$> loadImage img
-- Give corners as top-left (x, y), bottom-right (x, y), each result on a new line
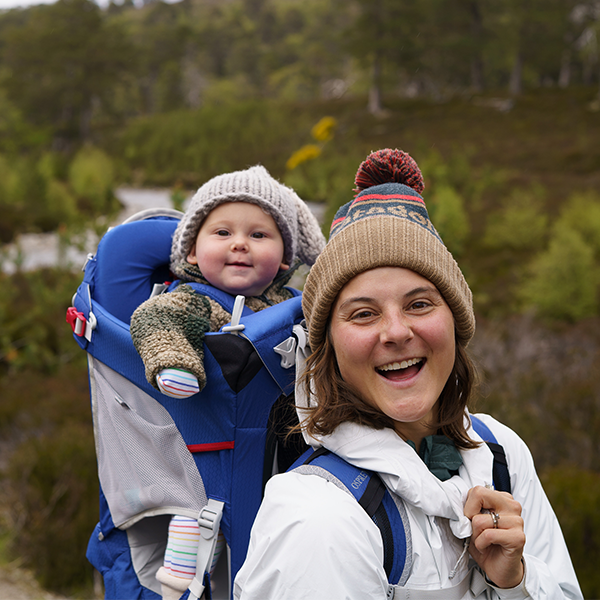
top-left (470, 415), bottom-right (511, 494)
top-left (291, 448), bottom-right (411, 586)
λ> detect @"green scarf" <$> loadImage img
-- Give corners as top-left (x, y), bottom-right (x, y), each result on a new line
top-left (407, 435), bottom-right (463, 482)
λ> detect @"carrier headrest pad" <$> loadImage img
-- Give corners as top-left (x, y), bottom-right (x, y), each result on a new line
top-left (94, 218), bottom-right (179, 324)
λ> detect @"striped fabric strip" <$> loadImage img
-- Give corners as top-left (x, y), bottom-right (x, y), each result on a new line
top-left (156, 368), bottom-right (200, 398)
top-left (163, 515), bottom-right (201, 579)
top-left (350, 192), bottom-right (425, 206)
top-left (163, 516), bottom-right (226, 580)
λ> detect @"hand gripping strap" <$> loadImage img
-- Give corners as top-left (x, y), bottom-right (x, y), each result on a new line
top-left (188, 499), bottom-right (224, 600)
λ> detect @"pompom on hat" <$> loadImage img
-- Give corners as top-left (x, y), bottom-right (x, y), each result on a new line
top-left (302, 148), bottom-right (475, 351)
top-left (170, 165), bottom-right (326, 280)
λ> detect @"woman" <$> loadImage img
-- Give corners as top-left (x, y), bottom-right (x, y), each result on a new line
top-left (233, 149), bottom-right (582, 599)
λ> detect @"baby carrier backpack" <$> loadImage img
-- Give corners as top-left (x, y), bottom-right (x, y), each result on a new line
top-left (290, 416), bottom-right (511, 593)
top-left (67, 208), bottom-right (308, 600)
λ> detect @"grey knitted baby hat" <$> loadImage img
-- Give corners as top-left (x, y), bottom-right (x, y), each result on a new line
top-left (170, 165), bottom-right (326, 280)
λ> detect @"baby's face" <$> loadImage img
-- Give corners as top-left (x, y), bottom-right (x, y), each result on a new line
top-left (187, 202), bottom-right (289, 297)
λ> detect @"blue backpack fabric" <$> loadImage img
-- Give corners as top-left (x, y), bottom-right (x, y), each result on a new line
top-left (68, 210), bottom-right (308, 600)
top-left (290, 415), bottom-right (511, 587)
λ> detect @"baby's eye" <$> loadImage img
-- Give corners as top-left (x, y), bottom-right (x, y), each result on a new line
top-left (251, 232), bottom-right (266, 239)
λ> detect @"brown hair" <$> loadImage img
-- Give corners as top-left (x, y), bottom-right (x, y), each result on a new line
top-left (300, 328), bottom-right (480, 450)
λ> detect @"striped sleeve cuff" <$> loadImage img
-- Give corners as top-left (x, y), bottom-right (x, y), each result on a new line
top-left (156, 368), bottom-right (200, 398)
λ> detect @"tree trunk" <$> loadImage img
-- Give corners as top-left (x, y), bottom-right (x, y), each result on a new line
top-left (471, 59), bottom-right (485, 93)
top-left (509, 51), bottom-right (523, 96)
top-left (558, 49), bottom-right (571, 88)
top-left (468, 0), bottom-right (485, 92)
top-left (368, 52), bottom-right (383, 115)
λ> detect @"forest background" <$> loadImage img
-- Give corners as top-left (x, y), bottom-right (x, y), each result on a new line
top-left (0, 0), bottom-right (600, 597)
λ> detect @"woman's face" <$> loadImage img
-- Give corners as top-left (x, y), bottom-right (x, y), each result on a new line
top-left (329, 267), bottom-right (456, 444)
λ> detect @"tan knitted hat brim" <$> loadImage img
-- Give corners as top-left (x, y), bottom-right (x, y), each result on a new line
top-left (302, 215), bottom-right (475, 351)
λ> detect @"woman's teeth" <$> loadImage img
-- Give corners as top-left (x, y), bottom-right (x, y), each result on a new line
top-left (378, 358), bottom-right (423, 372)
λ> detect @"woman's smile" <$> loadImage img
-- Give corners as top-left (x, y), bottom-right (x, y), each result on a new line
top-left (376, 357), bottom-right (425, 382)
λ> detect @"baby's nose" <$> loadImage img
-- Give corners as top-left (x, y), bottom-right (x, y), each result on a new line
top-left (231, 235), bottom-right (248, 251)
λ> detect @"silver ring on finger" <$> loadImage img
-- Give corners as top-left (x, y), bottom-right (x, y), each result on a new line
top-left (491, 512), bottom-right (500, 529)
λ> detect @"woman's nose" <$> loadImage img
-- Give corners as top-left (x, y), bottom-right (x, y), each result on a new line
top-left (380, 313), bottom-right (413, 345)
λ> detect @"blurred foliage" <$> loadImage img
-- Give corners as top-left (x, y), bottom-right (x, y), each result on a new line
top-left (473, 314), bottom-right (600, 596)
top-left (0, 268), bottom-right (95, 595)
top-left (541, 467), bottom-right (600, 599)
top-left (427, 184), bottom-right (470, 257)
top-left (0, 146), bottom-right (119, 243)
top-left (5, 411), bottom-right (97, 594)
top-left (68, 145), bottom-right (117, 214)
top-left (116, 101), bottom-right (317, 187)
top-left (0, 0), bottom-right (598, 147)
top-left (483, 188), bottom-right (549, 252)
top-left (1, 0), bottom-right (600, 594)
top-left (0, 269), bottom-right (87, 382)
top-left (518, 225), bottom-right (599, 322)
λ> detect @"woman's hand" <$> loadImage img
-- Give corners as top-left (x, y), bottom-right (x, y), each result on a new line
top-left (464, 485), bottom-right (526, 589)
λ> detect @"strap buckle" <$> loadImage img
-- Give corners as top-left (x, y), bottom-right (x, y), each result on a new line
top-left (188, 499), bottom-right (225, 600)
top-left (222, 295), bottom-right (246, 335)
top-left (274, 322), bottom-right (309, 369)
top-left (66, 306), bottom-right (97, 341)
top-left (66, 307), bottom-right (87, 337)
top-left (198, 499), bottom-right (224, 540)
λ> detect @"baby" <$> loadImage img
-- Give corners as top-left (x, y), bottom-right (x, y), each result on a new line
top-left (129, 165), bottom-right (325, 599)
top-left (131, 164), bottom-right (325, 398)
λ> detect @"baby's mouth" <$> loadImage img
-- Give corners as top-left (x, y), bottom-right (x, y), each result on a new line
top-left (227, 261), bottom-right (251, 267)
top-left (376, 358), bottom-right (424, 380)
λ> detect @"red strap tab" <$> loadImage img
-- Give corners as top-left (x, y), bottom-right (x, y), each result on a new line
top-left (66, 307), bottom-right (86, 337)
top-left (187, 441), bottom-right (235, 453)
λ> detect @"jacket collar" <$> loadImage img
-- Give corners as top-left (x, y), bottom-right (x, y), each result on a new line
top-left (315, 412), bottom-right (494, 539)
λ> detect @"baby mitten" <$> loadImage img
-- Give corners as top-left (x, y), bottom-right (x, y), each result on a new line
top-left (156, 368), bottom-right (200, 398)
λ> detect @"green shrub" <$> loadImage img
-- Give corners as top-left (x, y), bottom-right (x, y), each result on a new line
top-left (483, 189), bottom-right (548, 251)
top-left (284, 151), bottom-right (362, 231)
top-left (417, 148), bottom-right (492, 212)
top-left (0, 269), bottom-right (86, 376)
top-left (556, 190), bottom-right (600, 257)
top-left (68, 145), bottom-right (116, 213)
top-left (118, 101), bottom-right (317, 187)
top-left (427, 184), bottom-right (470, 257)
top-left (5, 419), bottom-right (98, 594)
top-left (44, 179), bottom-right (79, 226)
top-left (541, 467), bottom-right (600, 598)
top-left (518, 225), bottom-right (599, 321)
top-left (0, 154), bottom-right (24, 208)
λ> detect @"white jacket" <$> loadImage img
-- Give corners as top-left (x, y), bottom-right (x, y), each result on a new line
top-left (234, 413), bottom-right (582, 600)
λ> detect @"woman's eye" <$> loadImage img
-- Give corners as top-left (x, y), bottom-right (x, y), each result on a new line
top-left (216, 230), bottom-right (230, 236)
top-left (409, 300), bottom-right (431, 311)
top-left (351, 310), bottom-right (374, 320)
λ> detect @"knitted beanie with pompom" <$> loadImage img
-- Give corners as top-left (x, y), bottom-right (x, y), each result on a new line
top-left (302, 148), bottom-right (475, 351)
